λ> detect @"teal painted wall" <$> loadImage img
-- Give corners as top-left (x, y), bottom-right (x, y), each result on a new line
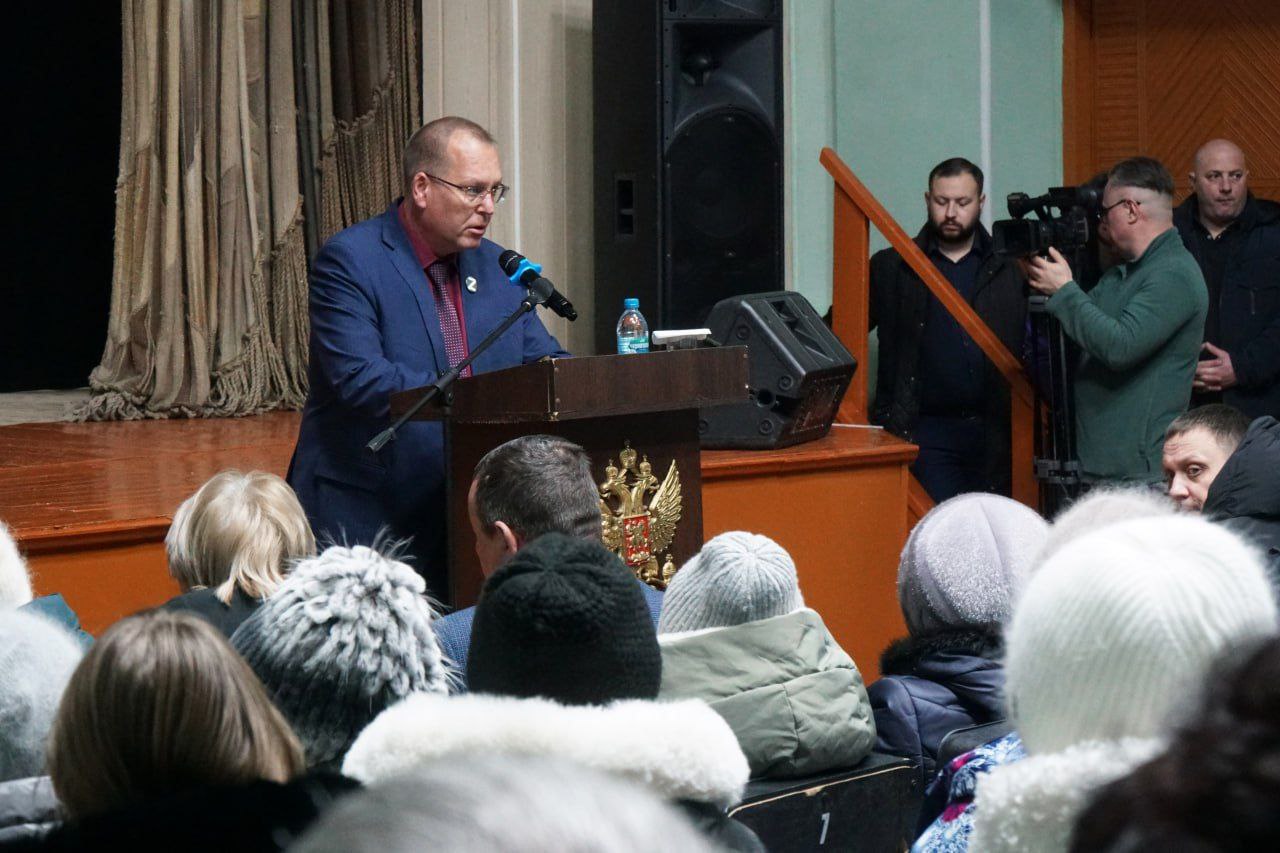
top-left (787, 0), bottom-right (1063, 313)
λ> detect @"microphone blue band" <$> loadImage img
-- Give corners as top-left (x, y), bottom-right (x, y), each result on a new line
top-left (506, 258), bottom-right (542, 284)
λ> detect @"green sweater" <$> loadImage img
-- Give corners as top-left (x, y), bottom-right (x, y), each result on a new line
top-left (1047, 228), bottom-right (1208, 482)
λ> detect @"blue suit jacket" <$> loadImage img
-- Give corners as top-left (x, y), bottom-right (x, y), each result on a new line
top-left (288, 204), bottom-right (569, 592)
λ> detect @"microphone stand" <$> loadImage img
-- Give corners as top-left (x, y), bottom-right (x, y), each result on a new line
top-left (366, 281), bottom-right (552, 452)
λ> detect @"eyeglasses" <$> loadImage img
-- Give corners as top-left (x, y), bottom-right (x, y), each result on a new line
top-left (424, 172), bottom-right (509, 205)
top-left (1098, 198), bottom-right (1141, 219)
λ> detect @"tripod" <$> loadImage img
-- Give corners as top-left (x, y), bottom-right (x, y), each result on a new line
top-left (1028, 243), bottom-right (1096, 517)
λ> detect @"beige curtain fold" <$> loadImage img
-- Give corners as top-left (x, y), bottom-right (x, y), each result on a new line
top-left (302, 0), bottom-right (421, 244)
top-left (79, 0), bottom-right (419, 420)
top-left (79, 0), bottom-right (306, 419)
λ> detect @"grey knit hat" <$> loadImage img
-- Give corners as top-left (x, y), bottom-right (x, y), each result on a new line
top-left (231, 543), bottom-right (451, 769)
top-left (658, 531), bottom-right (803, 634)
top-left (0, 610), bottom-right (83, 781)
top-left (898, 493), bottom-right (1048, 636)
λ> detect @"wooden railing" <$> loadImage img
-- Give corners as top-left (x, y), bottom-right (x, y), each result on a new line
top-left (821, 147), bottom-right (1038, 511)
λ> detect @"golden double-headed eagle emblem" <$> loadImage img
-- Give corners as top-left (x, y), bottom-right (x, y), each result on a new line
top-left (599, 442), bottom-right (682, 589)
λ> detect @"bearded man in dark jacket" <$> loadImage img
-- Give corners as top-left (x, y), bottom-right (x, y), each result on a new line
top-left (1175, 139), bottom-right (1280, 419)
top-left (870, 157), bottom-right (1027, 501)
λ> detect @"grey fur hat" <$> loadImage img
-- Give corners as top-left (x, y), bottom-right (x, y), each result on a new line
top-left (898, 493), bottom-right (1048, 636)
top-left (231, 543), bottom-right (451, 769)
top-left (658, 531), bottom-right (803, 634)
top-left (0, 610), bottom-right (84, 781)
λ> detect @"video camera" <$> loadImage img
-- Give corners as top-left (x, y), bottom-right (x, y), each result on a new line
top-left (992, 185), bottom-right (1102, 257)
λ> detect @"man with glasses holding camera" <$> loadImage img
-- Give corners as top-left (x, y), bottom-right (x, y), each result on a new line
top-left (288, 116), bottom-right (568, 597)
top-left (1174, 139), bottom-right (1280, 419)
top-left (1025, 157), bottom-right (1207, 486)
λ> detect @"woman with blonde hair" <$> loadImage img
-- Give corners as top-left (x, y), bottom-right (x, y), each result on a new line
top-left (162, 469), bottom-right (315, 635)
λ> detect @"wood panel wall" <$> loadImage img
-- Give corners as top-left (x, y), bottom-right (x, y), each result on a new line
top-left (1064, 0), bottom-right (1280, 200)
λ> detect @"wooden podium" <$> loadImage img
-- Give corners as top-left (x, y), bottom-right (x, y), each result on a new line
top-left (390, 347), bottom-right (749, 606)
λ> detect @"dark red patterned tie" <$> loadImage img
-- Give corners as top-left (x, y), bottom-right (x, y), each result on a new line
top-left (425, 260), bottom-right (470, 377)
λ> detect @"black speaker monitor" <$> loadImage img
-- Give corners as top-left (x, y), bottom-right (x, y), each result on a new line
top-left (593, 0), bottom-right (783, 353)
top-left (700, 292), bottom-right (856, 449)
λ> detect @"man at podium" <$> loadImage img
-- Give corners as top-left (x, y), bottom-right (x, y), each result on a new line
top-left (287, 116), bottom-right (569, 597)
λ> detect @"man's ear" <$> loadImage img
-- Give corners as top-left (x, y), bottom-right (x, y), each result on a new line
top-left (493, 520), bottom-right (520, 556)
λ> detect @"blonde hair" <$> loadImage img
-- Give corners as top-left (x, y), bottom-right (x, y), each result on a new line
top-left (47, 610), bottom-right (305, 819)
top-left (165, 470), bottom-right (315, 604)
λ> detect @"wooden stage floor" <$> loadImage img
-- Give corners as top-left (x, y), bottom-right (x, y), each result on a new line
top-left (0, 414), bottom-right (914, 675)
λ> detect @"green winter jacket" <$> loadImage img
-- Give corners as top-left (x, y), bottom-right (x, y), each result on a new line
top-left (658, 608), bottom-right (876, 779)
top-left (1047, 227), bottom-right (1208, 482)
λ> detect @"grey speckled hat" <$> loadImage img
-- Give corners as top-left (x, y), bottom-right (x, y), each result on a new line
top-left (232, 543), bottom-right (451, 769)
top-left (898, 493), bottom-right (1048, 636)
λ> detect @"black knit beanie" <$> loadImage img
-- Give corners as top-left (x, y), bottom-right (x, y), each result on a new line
top-left (467, 532), bottom-right (662, 705)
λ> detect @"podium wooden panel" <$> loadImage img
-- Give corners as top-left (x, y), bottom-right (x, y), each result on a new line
top-left (391, 348), bottom-right (750, 606)
top-left (702, 425), bottom-right (918, 680)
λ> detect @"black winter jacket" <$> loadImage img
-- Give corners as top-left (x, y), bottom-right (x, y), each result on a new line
top-left (1174, 194), bottom-right (1280, 418)
top-left (869, 225), bottom-right (1027, 494)
top-left (1204, 415), bottom-right (1280, 587)
top-left (866, 630), bottom-right (1006, 787)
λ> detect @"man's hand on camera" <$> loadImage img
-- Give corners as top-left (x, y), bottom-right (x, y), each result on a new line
top-left (1026, 247), bottom-right (1075, 295)
top-left (1193, 341), bottom-right (1238, 391)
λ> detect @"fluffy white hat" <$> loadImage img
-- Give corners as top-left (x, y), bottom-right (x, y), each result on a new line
top-left (1005, 514), bottom-right (1278, 755)
top-left (0, 610), bottom-right (84, 781)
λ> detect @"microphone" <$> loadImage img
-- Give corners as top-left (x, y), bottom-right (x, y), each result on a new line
top-left (498, 250), bottom-right (578, 321)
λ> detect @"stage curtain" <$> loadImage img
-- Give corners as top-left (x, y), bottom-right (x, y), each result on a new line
top-left (296, 0), bottom-right (420, 252)
top-left (78, 0), bottom-right (419, 420)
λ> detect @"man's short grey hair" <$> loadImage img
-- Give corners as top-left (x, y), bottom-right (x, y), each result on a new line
top-left (1107, 156), bottom-right (1176, 200)
top-left (289, 754), bottom-right (719, 853)
top-left (402, 116), bottom-right (496, 192)
top-left (472, 435), bottom-right (600, 542)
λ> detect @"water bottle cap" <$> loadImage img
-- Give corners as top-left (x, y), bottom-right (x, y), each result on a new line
top-left (623, 298), bottom-right (639, 309)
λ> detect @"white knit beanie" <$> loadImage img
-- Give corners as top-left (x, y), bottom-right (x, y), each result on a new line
top-left (898, 493), bottom-right (1048, 636)
top-left (658, 532), bottom-right (803, 634)
top-left (1005, 515), bottom-right (1278, 756)
top-left (1037, 486), bottom-right (1176, 568)
top-left (0, 522), bottom-right (34, 609)
top-left (0, 610), bottom-right (83, 781)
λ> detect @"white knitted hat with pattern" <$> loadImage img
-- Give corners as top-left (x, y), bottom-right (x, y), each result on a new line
top-left (658, 531), bottom-right (803, 634)
top-left (1005, 514), bottom-right (1278, 756)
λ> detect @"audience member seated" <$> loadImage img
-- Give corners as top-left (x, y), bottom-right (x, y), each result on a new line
top-left (0, 612), bottom-right (83, 843)
top-left (292, 754), bottom-right (719, 853)
top-left (433, 435), bottom-right (663, 689)
top-left (914, 487), bottom-right (1178, 851)
top-left (1203, 420), bottom-right (1279, 577)
top-left (1161, 404), bottom-right (1251, 513)
top-left (1070, 634), bottom-right (1280, 851)
top-left (232, 542), bottom-right (452, 770)
top-left (0, 522), bottom-right (91, 647)
top-left (161, 469), bottom-right (315, 636)
top-left (26, 610), bottom-right (333, 851)
top-left (869, 494), bottom-right (1047, 787)
top-left (964, 515), bottom-right (1277, 852)
top-left (343, 533), bottom-right (763, 852)
top-left (656, 531), bottom-right (875, 779)
top-left (1163, 405), bottom-right (1280, 581)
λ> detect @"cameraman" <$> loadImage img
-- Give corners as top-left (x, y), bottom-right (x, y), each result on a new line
top-left (1026, 157), bottom-right (1207, 485)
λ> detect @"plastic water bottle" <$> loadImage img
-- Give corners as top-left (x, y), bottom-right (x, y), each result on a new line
top-left (615, 298), bottom-right (650, 354)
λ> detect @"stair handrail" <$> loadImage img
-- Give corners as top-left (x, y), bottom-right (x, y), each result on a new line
top-left (820, 146), bottom-right (1038, 509)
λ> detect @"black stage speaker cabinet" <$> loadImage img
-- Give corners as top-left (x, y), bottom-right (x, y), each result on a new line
top-left (592, 0), bottom-right (783, 354)
top-left (700, 292), bottom-right (856, 449)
